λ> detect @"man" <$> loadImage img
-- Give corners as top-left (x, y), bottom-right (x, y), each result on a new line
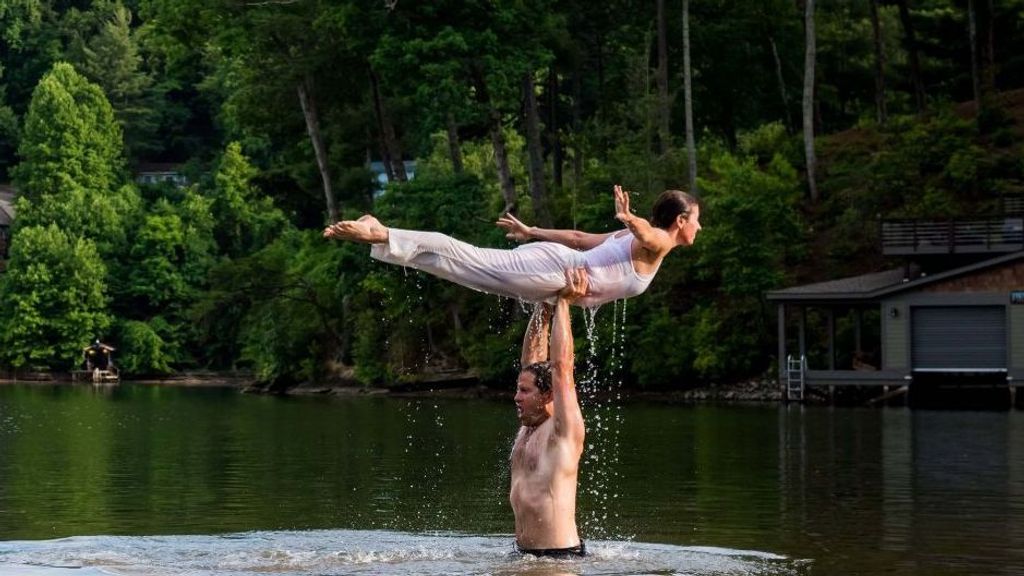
top-left (510, 269), bottom-right (587, 558)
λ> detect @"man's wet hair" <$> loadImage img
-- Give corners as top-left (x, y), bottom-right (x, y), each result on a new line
top-left (651, 189), bottom-right (699, 229)
top-left (522, 361), bottom-right (552, 393)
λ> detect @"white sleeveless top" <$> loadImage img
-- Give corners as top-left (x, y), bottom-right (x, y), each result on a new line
top-left (577, 232), bottom-right (658, 307)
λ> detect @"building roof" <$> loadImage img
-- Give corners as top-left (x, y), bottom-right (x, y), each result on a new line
top-left (135, 162), bottom-right (184, 174)
top-left (0, 184), bottom-right (16, 226)
top-left (83, 342), bottom-right (116, 352)
top-left (767, 268), bottom-right (911, 301)
top-left (767, 251), bottom-right (1024, 302)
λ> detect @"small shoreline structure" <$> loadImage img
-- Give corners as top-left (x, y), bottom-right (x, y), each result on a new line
top-left (71, 340), bottom-right (119, 385)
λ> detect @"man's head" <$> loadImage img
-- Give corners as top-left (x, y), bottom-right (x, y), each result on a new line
top-left (515, 361), bottom-right (552, 426)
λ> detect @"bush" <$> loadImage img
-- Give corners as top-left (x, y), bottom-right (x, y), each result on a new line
top-left (0, 225), bottom-right (110, 370)
top-left (116, 318), bottom-right (175, 375)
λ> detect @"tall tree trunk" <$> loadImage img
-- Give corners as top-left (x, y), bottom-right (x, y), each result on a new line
top-left (523, 72), bottom-right (551, 226)
top-left (378, 143), bottom-right (395, 183)
top-left (571, 69), bottom-right (583, 194)
top-left (896, 0), bottom-right (926, 112)
top-left (490, 110), bottom-right (517, 215)
top-left (870, 0), bottom-right (887, 124)
top-left (548, 67), bottom-right (563, 191)
top-left (369, 67), bottom-right (407, 182)
top-left (596, 32), bottom-right (606, 111)
top-left (471, 66), bottom-right (517, 214)
top-left (983, 0), bottom-right (995, 95)
top-left (297, 75), bottom-right (338, 223)
top-left (656, 0), bottom-right (672, 156)
top-left (972, 0), bottom-right (996, 120)
top-left (682, 0), bottom-right (697, 195)
top-left (968, 0), bottom-right (980, 110)
top-left (643, 29), bottom-right (655, 191)
top-left (802, 0), bottom-right (818, 202)
top-left (369, 123), bottom-right (394, 183)
top-left (446, 113), bottom-right (463, 173)
top-left (984, 0), bottom-right (995, 86)
top-left (768, 33), bottom-right (794, 132)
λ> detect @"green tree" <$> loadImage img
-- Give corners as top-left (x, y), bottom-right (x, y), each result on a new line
top-left (0, 94), bottom-right (17, 179)
top-left (13, 61), bottom-right (123, 194)
top-left (198, 229), bottom-right (352, 386)
top-left (116, 318), bottom-right (174, 374)
top-left (191, 0), bottom-right (370, 223)
top-left (69, 2), bottom-right (160, 160)
top-left (111, 188), bottom-right (217, 371)
top-left (124, 206), bottom-right (191, 311)
top-left (688, 137), bottom-right (805, 379)
top-left (210, 142), bottom-right (288, 258)
top-left (0, 0), bottom-right (59, 114)
top-left (12, 61), bottom-right (140, 254)
top-left (372, 0), bottom-right (560, 219)
top-left (0, 224), bottom-right (109, 370)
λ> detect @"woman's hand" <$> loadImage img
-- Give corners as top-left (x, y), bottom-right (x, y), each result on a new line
top-left (496, 213), bottom-right (532, 243)
top-left (613, 184), bottom-right (633, 224)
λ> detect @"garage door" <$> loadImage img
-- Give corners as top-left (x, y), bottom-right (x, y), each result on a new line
top-left (911, 306), bottom-right (1006, 371)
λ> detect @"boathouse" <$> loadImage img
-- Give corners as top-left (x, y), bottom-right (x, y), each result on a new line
top-left (73, 340), bottom-right (120, 384)
top-left (768, 217), bottom-right (1024, 399)
top-left (0, 183), bottom-right (16, 268)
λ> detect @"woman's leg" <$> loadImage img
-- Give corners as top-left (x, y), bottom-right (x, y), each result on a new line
top-left (371, 229), bottom-right (576, 302)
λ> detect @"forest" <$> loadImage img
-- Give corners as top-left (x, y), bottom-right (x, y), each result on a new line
top-left (0, 0), bottom-right (1022, 389)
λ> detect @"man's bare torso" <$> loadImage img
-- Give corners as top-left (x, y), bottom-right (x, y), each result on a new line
top-left (509, 417), bottom-right (582, 549)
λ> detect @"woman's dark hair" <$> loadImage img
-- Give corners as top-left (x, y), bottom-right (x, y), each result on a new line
top-left (522, 361), bottom-right (552, 393)
top-left (651, 190), bottom-right (699, 229)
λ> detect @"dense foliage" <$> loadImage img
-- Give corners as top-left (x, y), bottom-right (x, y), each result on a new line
top-left (0, 0), bottom-right (1022, 388)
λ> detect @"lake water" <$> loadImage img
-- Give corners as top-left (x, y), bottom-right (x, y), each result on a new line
top-left (0, 384), bottom-right (1022, 575)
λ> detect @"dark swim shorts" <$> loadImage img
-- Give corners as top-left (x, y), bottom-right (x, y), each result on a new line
top-left (515, 540), bottom-right (587, 559)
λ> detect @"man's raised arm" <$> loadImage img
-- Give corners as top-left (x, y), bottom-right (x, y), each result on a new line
top-left (551, 269), bottom-right (587, 442)
top-left (521, 304), bottom-right (552, 368)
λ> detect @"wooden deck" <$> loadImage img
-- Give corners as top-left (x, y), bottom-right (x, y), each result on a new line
top-left (881, 218), bottom-right (1024, 255)
top-left (71, 369), bottom-right (120, 385)
top-left (803, 369), bottom-right (909, 387)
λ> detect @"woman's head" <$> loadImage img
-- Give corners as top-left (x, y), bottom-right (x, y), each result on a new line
top-left (651, 190), bottom-right (698, 229)
top-left (652, 189), bottom-right (701, 246)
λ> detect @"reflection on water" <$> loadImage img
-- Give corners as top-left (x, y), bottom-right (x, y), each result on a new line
top-left (0, 530), bottom-right (802, 576)
top-left (1, 385), bottom-right (1023, 575)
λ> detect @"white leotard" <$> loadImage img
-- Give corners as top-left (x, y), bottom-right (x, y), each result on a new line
top-left (370, 229), bottom-right (658, 308)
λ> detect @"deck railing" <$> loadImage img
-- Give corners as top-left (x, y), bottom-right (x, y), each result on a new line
top-left (881, 218), bottom-right (1024, 255)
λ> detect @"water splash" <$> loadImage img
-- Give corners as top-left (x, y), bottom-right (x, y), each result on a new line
top-left (575, 300), bottom-right (633, 541)
top-left (396, 399), bottom-right (451, 531)
top-left (0, 530), bottom-right (804, 576)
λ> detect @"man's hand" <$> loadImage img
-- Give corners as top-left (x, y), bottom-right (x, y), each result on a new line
top-left (496, 213), bottom-right (532, 243)
top-left (559, 268), bottom-right (589, 303)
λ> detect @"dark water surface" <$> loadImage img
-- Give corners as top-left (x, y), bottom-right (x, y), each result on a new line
top-left (0, 384), bottom-right (1022, 575)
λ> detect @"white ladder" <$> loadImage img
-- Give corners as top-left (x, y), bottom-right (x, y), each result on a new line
top-left (786, 355), bottom-right (806, 401)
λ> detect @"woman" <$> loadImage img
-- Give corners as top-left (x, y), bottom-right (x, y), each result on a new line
top-left (323, 185), bottom-right (700, 308)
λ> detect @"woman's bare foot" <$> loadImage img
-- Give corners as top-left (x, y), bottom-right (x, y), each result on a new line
top-left (322, 215), bottom-right (389, 243)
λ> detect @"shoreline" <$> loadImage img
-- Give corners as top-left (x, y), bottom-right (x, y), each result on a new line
top-left (0, 371), bottom-right (253, 388)
top-left (279, 377), bottom-right (784, 403)
top-left (0, 371), bottom-right (785, 402)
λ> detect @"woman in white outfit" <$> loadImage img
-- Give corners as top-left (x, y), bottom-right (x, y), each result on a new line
top-left (323, 185), bottom-right (701, 308)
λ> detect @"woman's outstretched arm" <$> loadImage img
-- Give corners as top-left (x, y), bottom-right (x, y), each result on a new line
top-left (613, 184), bottom-right (671, 253)
top-left (496, 213), bottom-right (614, 251)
